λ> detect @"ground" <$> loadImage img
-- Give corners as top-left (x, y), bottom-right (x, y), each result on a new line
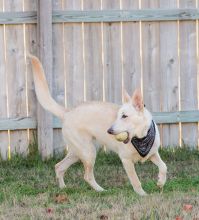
top-left (0, 147), bottom-right (199, 220)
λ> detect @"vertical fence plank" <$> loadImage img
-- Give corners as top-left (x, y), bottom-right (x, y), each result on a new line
top-left (64, 1), bottom-right (84, 107)
top-left (83, 0), bottom-right (103, 101)
top-left (179, 0), bottom-right (198, 147)
top-left (160, 0), bottom-right (179, 147)
top-left (52, 0), bottom-right (65, 155)
top-left (141, 0), bottom-right (160, 111)
top-left (24, 0), bottom-right (37, 148)
top-left (198, 0), bottom-right (199, 150)
top-left (5, 0), bottom-right (28, 156)
top-left (0, 1), bottom-right (8, 159)
top-left (141, 0), bottom-right (161, 143)
top-left (122, 0), bottom-right (141, 95)
top-left (37, 0), bottom-right (53, 159)
top-left (102, 0), bottom-right (122, 104)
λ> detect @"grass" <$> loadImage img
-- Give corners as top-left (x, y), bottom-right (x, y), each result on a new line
top-left (0, 147), bottom-right (199, 219)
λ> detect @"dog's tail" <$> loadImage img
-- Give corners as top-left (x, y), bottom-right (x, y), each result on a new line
top-left (28, 54), bottom-right (66, 119)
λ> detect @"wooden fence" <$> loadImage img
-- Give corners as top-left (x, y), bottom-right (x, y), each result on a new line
top-left (0, 0), bottom-right (199, 160)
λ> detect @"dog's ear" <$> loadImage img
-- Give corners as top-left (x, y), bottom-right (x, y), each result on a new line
top-left (132, 88), bottom-right (144, 111)
top-left (123, 89), bottom-right (131, 103)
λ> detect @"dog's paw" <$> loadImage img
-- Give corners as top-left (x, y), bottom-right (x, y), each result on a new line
top-left (95, 186), bottom-right (105, 192)
top-left (57, 178), bottom-right (66, 189)
top-left (140, 191), bottom-right (148, 196)
top-left (134, 187), bottom-right (147, 196)
top-left (157, 178), bottom-right (166, 188)
top-left (56, 176), bottom-right (66, 189)
top-left (59, 183), bottom-right (66, 189)
top-left (157, 172), bottom-right (167, 188)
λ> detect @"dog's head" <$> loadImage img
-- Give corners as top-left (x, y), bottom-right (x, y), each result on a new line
top-left (107, 88), bottom-right (152, 144)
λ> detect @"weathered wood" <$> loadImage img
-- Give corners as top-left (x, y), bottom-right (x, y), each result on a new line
top-left (0, 1), bottom-right (8, 160)
top-left (142, 1), bottom-right (160, 111)
top-left (3, 9), bottom-right (199, 25)
top-left (0, 110), bottom-right (199, 131)
top-left (122, 0), bottom-right (141, 96)
top-left (64, 0), bottom-right (84, 107)
top-left (0, 11), bottom-right (36, 24)
top-left (153, 111), bottom-right (199, 124)
top-left (142, 0), bottom-right (162, 145)
top-left (160, 0), bottom-right (179, 147)
top-left (103, 0), bottom-right (122, 104)
top-left (0, 117), bottom-right (36, 130)
top-left (142, 4), bottom-right (161, 110)
top-left (24, 0), bottom-right (37, 150)
top-left (197, 3), bottom-right (199, 151)
top-left (5, 0), bottom-right (28, 156)
top-left (52, 0), bottom-right (65, 155)
top-left (179, 0), bottom-right (198, 147)
top-left (83, 0), bottom-right (103, 101)
top-left (37, 0), bottom-right (53, 159)
top-left (52, 9), bottom-right (199, 22)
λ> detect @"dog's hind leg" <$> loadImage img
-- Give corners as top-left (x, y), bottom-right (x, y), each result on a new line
top-left (150, 152), bottom-right (167, 188)
top-left (62, 128), bottom-right (104, 192)
top-left (55, 151), bottom-right (79, 188)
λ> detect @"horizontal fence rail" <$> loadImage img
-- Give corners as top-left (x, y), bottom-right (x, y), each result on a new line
top-left (52, 9), bottom-right (199, 23)
top-left (0, 110), bottom-right (199, 131)
top-left (0, 11), bottom-right (37, 24)
top-left (1, 9), bottom-right (199, 24)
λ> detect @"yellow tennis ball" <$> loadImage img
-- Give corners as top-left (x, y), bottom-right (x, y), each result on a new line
top-left (115, 132), bottom-right (128, 142)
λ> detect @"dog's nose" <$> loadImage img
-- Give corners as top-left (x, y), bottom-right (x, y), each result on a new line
top-left (107, 127), bottom-right (114, 134)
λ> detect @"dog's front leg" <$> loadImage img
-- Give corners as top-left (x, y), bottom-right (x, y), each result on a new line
top-left (150, 152), bottom-right (167, 188)
top-left (121, 158), bottom-right (147, 196)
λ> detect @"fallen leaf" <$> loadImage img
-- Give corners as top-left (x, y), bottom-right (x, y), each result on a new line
top-left (183, 204), bottom-right (193, 212)
top-left (100, 215), bottom-right (108, 220)
top-left (46, 208), bottom-right (53, 214)
top-left (175, 216), bottom-right (183, 220)
top-left (54, 194), bottom-right (69, 204)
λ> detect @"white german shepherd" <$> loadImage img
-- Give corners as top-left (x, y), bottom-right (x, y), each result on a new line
top-left (29, 55), bottom-right (167, 196)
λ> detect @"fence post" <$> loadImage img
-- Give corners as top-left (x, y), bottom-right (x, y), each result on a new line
top-left (37, 0), bottom-right (53, 159)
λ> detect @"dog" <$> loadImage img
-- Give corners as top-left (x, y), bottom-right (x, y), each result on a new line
top-left (29, 55), bottom-right (167, 196)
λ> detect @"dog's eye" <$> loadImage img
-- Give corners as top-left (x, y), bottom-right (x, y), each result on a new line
top-left (122, 114), bottom-right (128, 119)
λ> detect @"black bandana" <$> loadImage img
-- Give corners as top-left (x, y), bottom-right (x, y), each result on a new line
top-left (131, 120), bottom-right (156, 157)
